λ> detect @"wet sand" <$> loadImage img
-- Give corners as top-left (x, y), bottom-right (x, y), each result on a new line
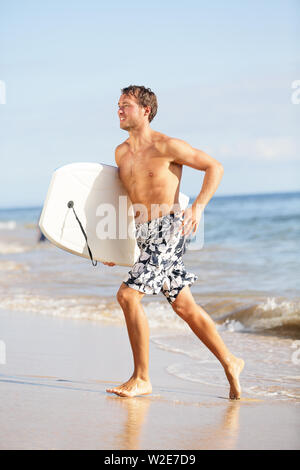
top-left (0, 309), bottom-right (299, 450)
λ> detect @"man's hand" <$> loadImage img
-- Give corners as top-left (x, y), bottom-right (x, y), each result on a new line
top-left (102, 261), bottom-right (116, 266)
top-left (181, 203), bottom-right (204, 238)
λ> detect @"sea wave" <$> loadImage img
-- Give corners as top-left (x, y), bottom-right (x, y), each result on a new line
top-left (0, 294), bottom-right (122, 323)
top-left (0, 293), bottom-right (184, 330)
top-left (0, 291), bottom-right (299, 338)
top-left (218, 296), bottom-right (300, 338)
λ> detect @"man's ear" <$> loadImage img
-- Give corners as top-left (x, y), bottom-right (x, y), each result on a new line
top-left (144, 105), bottom-right (151, 119)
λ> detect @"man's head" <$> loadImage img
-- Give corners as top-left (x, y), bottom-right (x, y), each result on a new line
top-left (118, 85), bottom-right (158, 131)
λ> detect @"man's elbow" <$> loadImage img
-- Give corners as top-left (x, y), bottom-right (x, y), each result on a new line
top-left (210, 162), bottom-right (224, 174)
top-left (217, 163), bottom-right (224, 174)
top-left (212, 162), bottom-right (224, 183)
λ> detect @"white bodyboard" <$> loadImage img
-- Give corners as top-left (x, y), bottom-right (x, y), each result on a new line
top-left (39, 162), bottom-right (189, 267)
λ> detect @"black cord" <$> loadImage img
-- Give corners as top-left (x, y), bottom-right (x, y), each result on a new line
top-left (67, 201), bottom-right (97, 267)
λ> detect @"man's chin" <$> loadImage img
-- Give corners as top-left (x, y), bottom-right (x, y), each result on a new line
top-left (120, 123), bottom-right (130, 131)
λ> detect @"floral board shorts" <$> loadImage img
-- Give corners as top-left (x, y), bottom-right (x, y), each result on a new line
top-left (123, 211), bottom-right (198, 304)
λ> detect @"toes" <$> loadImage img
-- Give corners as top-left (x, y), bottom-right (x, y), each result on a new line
top-left (117, 390), bottom-right (131, 397)
top-left (106, 380), bottom-right (151, 398)
top-left (106, 387), bottom-right (121, 394)
top-left (106, 386), bottom-right (130, 397)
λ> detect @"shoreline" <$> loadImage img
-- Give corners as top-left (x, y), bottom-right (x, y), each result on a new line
top-left (0, 309), bottom-right (299, 450)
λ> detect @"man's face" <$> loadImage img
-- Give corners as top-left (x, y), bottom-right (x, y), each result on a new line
top-left (118, 94), bottom-right (147, 130)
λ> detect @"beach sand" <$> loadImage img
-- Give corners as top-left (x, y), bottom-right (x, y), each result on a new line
top-left (0, 308), bottom-right (299, 450)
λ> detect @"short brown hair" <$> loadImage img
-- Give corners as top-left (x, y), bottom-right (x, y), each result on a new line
top-left (121, 85), bottom-right (158, 122)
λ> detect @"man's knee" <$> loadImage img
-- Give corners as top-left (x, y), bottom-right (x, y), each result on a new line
top-left (117, 283), bottom-right (144, 307)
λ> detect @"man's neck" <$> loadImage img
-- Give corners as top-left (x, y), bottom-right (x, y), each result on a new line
top-left (127, 124), bottom-right (153, 152)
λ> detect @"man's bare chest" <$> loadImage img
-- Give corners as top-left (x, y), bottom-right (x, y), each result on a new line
top-left (119, 153), bottom-right (170, 184)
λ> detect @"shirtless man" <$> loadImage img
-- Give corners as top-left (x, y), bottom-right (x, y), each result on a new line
top-left (105, 85), bottom-right (244, 399)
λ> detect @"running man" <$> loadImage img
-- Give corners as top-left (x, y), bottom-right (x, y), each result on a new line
top-left (105, 85), bottom-right (244, 399)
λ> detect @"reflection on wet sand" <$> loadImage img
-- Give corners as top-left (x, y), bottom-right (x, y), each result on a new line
top-left (106, 393), bottom-right (242, 450)
top-left (191, 401), bottom-right (241, 450)
top-left (106, 395), bottom-right (152, 449)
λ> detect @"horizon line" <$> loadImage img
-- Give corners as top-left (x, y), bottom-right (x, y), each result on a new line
top-left (0, 189), bottom-right (300, 211)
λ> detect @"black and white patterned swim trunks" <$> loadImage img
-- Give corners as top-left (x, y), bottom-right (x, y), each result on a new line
top-left (123, 211), bottom-right (198, 304)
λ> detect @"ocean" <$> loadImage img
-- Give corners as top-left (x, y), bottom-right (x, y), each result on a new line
top-left (0, 191), bottom-right (300, 400)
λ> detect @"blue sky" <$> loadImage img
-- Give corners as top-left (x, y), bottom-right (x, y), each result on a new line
top-left (0, 0), bottom-right (299, 207)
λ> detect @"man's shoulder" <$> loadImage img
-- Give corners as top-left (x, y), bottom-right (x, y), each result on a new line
top-left (153, 133), bottom-right (185, 156)
top-left (152, 130), bottom-right (171, 143)
top-left (115, 140), bottom-right (129, 166)
top-left (115, 140), bottom-right (129, 152)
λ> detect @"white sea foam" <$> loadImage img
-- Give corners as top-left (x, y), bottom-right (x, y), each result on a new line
top-left (166, 359), bottom-right (300, 400)
top-left (151, 329), bottom-right (300, 401)
top-left (0, 293), bottom-right (190, 331)
top-left (0, 293), bottom-right (124, 324)
top-left (218, 319), bottom-right (245, 333)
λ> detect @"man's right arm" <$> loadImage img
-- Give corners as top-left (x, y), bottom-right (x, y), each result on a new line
top-left (101, 146), bottom-right (123, 268)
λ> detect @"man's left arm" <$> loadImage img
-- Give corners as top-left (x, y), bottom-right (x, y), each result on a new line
top-left (166, 138), bottom-right (224, 235)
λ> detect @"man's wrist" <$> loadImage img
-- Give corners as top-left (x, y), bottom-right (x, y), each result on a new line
top-left (192, 199), bottom-right (206, 212)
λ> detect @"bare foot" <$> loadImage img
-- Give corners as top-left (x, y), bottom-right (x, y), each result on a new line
top-left (224, 357), bottom-right (245, 400)
top-left (106, 376), bottom-right (152, 398)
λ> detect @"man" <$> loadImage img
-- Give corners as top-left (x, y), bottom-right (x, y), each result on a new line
top-left (105, 85), bottom-right (244, 399)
